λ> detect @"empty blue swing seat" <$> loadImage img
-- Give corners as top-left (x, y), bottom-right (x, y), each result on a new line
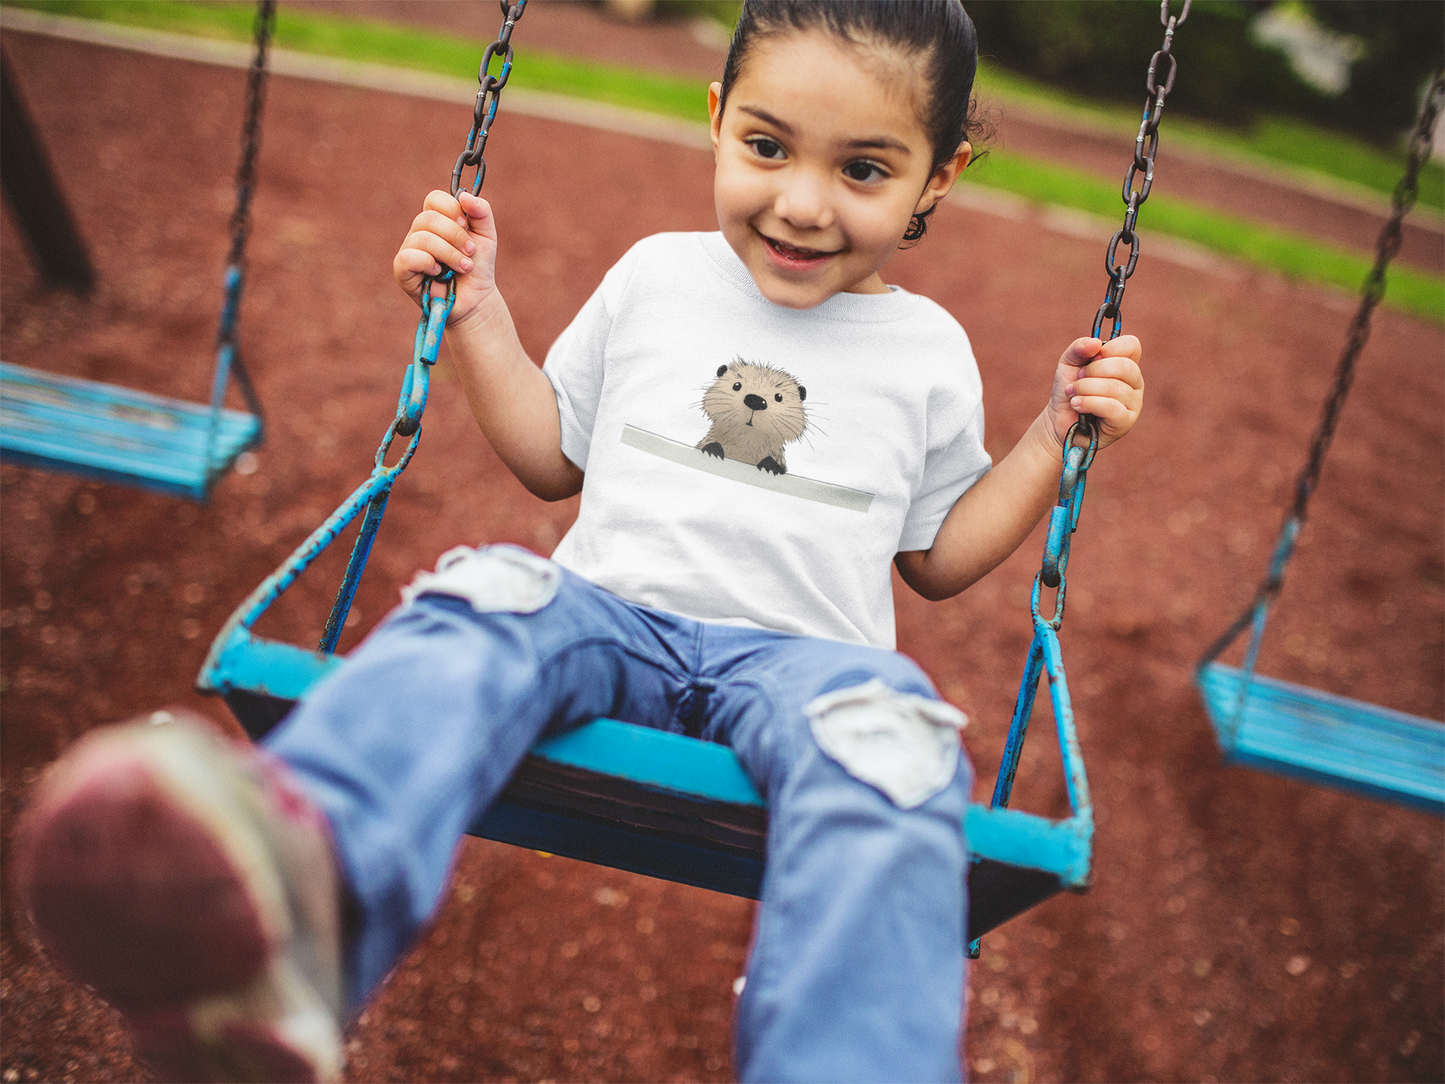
top-left (1197, 661), bottom-right (1445, 816)
top-left (0, 361), bottom-right (261, 501)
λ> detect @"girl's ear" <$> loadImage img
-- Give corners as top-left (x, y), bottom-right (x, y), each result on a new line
top-left (708, 82), bottom-right (725, 156)
top-left (914, 141), bottom-right (972, 216)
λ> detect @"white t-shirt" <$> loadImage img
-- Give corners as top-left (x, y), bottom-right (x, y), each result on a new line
top-left (543, 232), bottom-right (990, 650)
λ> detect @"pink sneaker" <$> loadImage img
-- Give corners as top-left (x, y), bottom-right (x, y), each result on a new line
top-left (15, 710), bottom-right (344, 1084)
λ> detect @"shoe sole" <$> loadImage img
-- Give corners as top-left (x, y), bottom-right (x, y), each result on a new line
top-left (17, 720), bottom-right (341, 1083)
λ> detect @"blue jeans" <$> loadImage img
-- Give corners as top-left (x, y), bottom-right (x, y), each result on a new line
top-left (265, 546), bottom-right (972, 1083)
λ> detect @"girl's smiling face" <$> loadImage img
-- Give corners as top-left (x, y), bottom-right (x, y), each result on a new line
top-left (709, 30), bottom-right (969, 310)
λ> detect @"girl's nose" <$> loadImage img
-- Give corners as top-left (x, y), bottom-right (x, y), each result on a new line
top-left (774, 170), bottom-right (833, 231)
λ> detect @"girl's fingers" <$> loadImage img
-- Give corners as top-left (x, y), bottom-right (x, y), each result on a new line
top-left (1066, 375), bottom-right (1142, 403)
top-left (1053, 335), bottom-right (1142, 447)
top-left (395, 246), bottom-right (449, 280)
top-left (1070, 359), bottom-right (1144, 394)
top-left (457, 190), bottom-right (489, 217)
top-left (1098, 334), bottom-right (1142, 363)
top-left (421, 188), bottom-right (463, 217)
top-left (1060, 336), bottom-right (1104, 369)
top-left (1068, 395), bottom-right (1132, 429)
top-left (413, 209), bottom-right (477, 254)
top-left (450, 191), bottom-right (496, 237)
top-left (404, 229), bottom-right (474, 273)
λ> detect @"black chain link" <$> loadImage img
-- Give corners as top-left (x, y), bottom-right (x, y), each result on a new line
top-left (1198, 67), bottom-right (1444, 669)
top-left (395, 0), bottom-right (526, 440)
top-left (1093, 0), bottom-right (1191, 344)
top-left (316, 4), bottom-right (531, 650)
top-left (226, 0), bottom-right (274, 270)
top-left (218, 0), bottom-right (273, 425)
top-left (1036, 0), bottom-right (1188, 595)
top-left (1290, 69), bottom-right (1443, 526)
top-left (451, 0), bottom-right (526, 197)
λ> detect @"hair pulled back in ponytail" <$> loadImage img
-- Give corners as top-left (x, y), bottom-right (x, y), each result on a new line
top-left (717, 0), bottom-right (985, 244)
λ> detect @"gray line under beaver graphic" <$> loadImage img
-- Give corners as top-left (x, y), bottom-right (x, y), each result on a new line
top-left (695, 359), bottom-right (808, 475)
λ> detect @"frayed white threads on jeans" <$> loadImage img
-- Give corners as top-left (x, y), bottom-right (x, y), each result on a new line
top-left (401, 545), bottom-right (562, 615)
top-left (805, 679), bottom-right (968, 809)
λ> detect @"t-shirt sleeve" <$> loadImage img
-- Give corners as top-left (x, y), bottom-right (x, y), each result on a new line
top-left (542, 249), bottom-right (635, 471)
top-left (898, 380), bottom-right (992, 553)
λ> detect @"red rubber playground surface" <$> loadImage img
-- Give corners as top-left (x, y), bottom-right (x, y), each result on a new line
top-left (2, 7), bottom-right (1441, 1083)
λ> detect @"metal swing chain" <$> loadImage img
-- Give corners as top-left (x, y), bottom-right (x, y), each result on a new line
top-left (451, 0), bottom-right (524, 199)
top-left (1034, 0), bottom-right (1189, 615)
top-left (214, 0), bottom-right (274, 427)
top-left (1091, 0), bottom-right (1191, 344)
top-left (227, 0), bottom-right (274, 270)
top-left (989, 0), bottom-right (1190, 836)
top-left (392, 0), bottom-right (527, 441)
top-left (1290, 69), bottom-right (1443, 531)
top-left (982, 12), bottom-right (1196, 929)
top-left (1198, 66), bottom-right (1445, 671)
top-left (311, 1), bottom-right (527, 653)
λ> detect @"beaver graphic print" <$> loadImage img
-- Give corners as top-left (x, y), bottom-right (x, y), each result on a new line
top-left (696, 359), bottom-right (808, 475)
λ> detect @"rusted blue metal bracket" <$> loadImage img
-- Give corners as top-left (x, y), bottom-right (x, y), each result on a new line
top-left (968, 429), bottom-right (1098, 960)
top-left (198, 280), bottom-right (451, 691)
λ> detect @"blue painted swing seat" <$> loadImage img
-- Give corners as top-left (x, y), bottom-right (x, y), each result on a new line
top-left (1197, 661), bottom-right (1445, 816)
top-left (0, 361), bottom-right (261, 501)
top-left (200, 625), bottom-right (1094, 944)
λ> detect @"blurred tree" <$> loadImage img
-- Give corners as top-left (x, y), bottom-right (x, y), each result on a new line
top-left (964, 0), bottom-right (1440, 145)
top-left (967, 2), bottom-right (1321, 119)
top-left (1303, 0), bottom-right (1444, 140)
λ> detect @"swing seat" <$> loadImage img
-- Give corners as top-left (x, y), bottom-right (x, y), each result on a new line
top-left (0, 361), bottom-right (261, 501)
top-left (201, 628), bottom-right (1093, 944)
top-left (1197, 662), bottom-right (1445, 815)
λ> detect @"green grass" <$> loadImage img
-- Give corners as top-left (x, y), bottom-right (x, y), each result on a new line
top-left (6, 0), bottom-right (1442, 320)
top-left (973, 60), bottom-right (1445, 213)
top-left (1224, 116), bottom-right (1445, 211)
top-left (7, 0), bottom-right (714, 122)
top-left (968, 153), bottom-right (1444, 320)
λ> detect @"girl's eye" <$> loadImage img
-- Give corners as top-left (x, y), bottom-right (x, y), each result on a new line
top-left (748, 137), bottom-right (785, 160)
top-left (843, 160), bottom-right (887, 183)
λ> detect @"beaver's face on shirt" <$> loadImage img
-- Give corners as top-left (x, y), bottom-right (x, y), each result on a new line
top-left (700, 361), bottom-right (808, 456)
top-left (706, 30), bottom-right (965, 311)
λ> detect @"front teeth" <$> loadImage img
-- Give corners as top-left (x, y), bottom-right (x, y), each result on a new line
top-left (771, 238), bottom-right (818, 258)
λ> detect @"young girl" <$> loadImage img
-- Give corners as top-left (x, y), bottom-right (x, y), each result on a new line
top-left (17, 2), bottom-right (1143, 1082)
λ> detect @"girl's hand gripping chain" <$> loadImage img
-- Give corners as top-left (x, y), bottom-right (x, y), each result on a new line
top-left (394, 189), bottom-right (496, 326)
top-left (393, 189), bottom-right (583, 501)
top-left (1045, 335), bottom-right (1145, 453)
top-left (895, 335), bottom-right (1143, 603)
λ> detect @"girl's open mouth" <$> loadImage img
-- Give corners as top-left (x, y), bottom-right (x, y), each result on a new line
top-left (763, 234), bottom-right (837, 269)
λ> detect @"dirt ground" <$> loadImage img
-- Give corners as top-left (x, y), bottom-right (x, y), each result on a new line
top-left (2, 7), bottom-right (1442, 1084)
